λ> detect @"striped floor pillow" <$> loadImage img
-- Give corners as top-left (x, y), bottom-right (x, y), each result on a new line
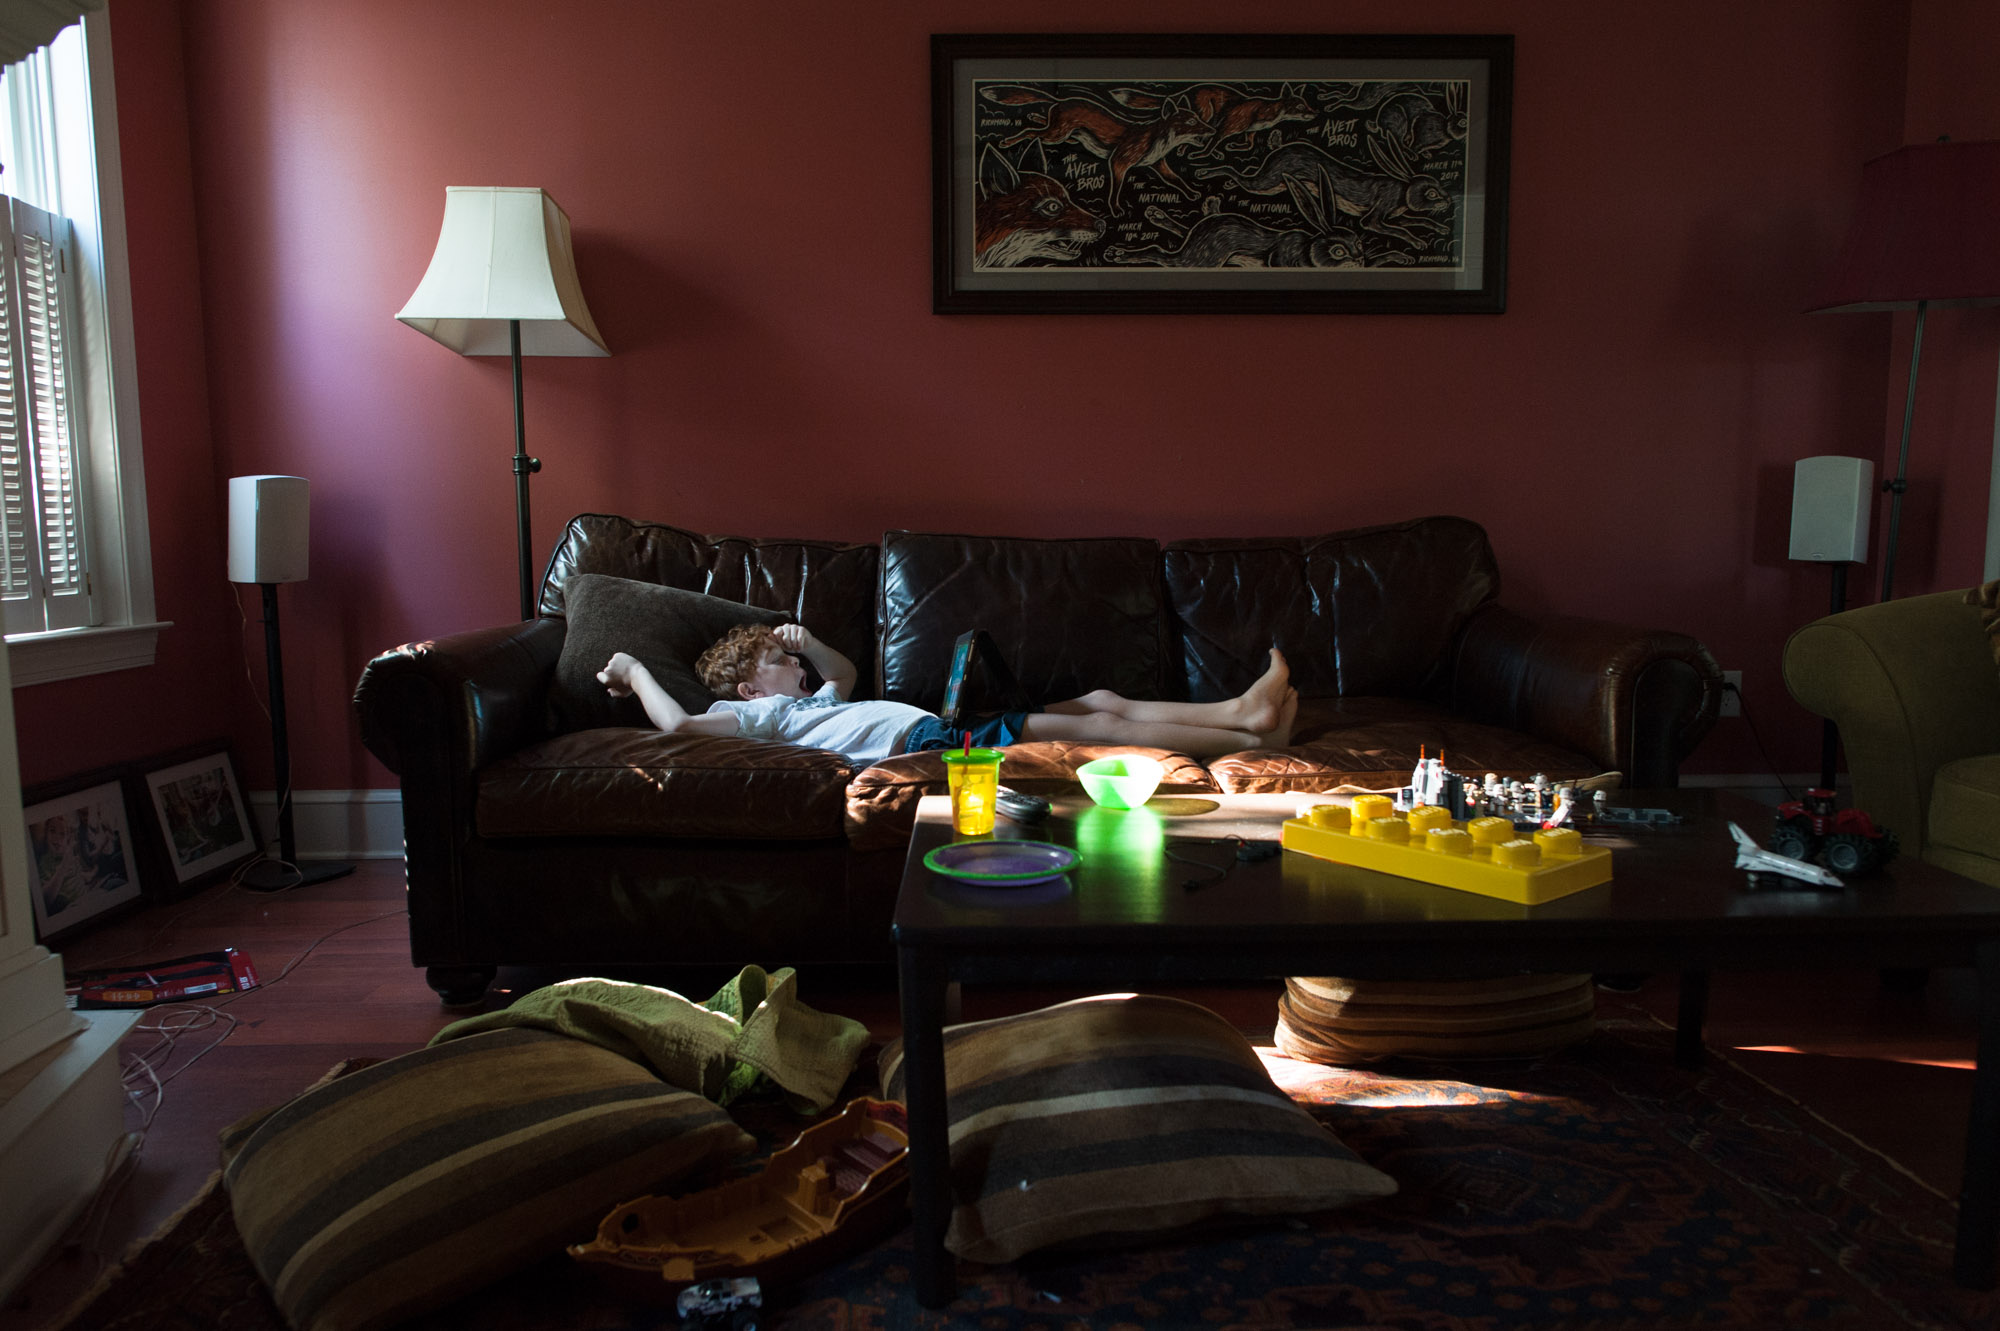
top-left (221, 1028), bottom-right (754, 1331)
top-left (1275, 974), bottom-right (1597, 1066)
top-left (877, 993), bottom-right (1397, 1264)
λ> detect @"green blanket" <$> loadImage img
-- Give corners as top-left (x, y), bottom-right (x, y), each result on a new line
top-left (429, 966), bottom-right (868, 1114)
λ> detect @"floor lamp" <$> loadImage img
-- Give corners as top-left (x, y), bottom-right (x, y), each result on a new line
top-left (228, 476), bottom-right (354, 891)
top-left (396, 187), bottom-right (610, 621)
top-left (1807, 139), bottom-right (2000, 603)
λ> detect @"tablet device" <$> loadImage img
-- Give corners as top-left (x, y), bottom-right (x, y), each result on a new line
top-left (939, 630), bottom-right (1031, 728)
top-left (939, 631), bottom-right (978, 728)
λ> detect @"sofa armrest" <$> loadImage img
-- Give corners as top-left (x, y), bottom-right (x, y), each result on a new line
top-left (354, 618), bottom-right (567, 778)
top-left (1783, 589), bottom-right (2000, 856)
top-left (353, 619), bottom-right (566, 985)
top-left (1446, 605), bottom-right (1723, 787)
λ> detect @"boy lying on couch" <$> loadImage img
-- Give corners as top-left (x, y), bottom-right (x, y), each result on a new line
top-left (598, 622), bottom-right (1297, 764)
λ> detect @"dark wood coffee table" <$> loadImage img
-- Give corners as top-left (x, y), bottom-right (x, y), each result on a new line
top-left (893, 789), bottom-right (2000, 1307)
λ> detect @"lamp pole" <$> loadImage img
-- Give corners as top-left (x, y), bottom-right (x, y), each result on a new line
top-left (1879, 299), bottom-right (1927, 603)
top-left (510, 318), bottom-right (541, 622)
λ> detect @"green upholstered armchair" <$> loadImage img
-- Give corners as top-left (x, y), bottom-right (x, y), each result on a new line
top-left (1783, 588), bottom-right (2000, 889)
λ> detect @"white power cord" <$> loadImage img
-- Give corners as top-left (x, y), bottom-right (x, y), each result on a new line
top-left (27, 905), bottom-right (407, 1297)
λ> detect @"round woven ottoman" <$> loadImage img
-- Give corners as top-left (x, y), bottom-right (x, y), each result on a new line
top-left (1275, 973), bottom-right (1597, 1065)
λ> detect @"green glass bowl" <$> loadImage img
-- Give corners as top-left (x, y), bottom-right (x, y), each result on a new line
top-left (1076, 754), bottom-right (1166, 810)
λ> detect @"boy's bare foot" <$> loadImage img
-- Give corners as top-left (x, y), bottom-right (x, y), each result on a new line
top-left (1237, 648), bottom-right (1292, 733)
top-left (597, 652), bottom-right (639, 697)
top-left (1255, 687), bottom-right (1299, 750)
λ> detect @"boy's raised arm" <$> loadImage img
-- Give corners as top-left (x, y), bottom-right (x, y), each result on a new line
top-left (776, 624), bottom-right (857, 699)
top-left (599, 652), bottom-right (741, 736)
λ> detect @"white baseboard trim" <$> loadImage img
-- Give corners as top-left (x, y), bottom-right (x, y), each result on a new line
top-left (246, 789), bottom-right (404, 860)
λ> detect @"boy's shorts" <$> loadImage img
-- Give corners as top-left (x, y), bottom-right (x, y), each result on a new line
top-left (901, 711), bottom-right (1029, 754)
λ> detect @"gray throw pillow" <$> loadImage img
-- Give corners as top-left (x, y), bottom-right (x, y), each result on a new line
top-left (548, 574), bottom-right (791, 732)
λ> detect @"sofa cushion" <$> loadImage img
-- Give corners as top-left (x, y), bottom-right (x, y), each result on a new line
top-left (877, 993), bottom-right (1397, 1263)
top-left (1274, 974), bottom-right (1596, 1066)
top-left (222, 1028), bottom-right (754, 1331)
top-left (878, 531), bottom-right (1169, 711)
top-left (1209, 696), bottom-right (1602, 794)
top-left (479, 727), bottom-right (854, 840)
top-left (1928, 753), bottom-right (2000, 866)
top-left (547, 574), bottom-right (794, 731)
top-left (1164, 517), bottom-right (1499, 703)
top-left (542, 513), bottom-right (881, 696)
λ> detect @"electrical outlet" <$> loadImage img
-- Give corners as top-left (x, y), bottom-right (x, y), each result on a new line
top-left (1720, 670), bottom-right (1742, 718)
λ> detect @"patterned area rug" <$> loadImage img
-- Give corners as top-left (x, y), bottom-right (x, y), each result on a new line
top-left (55, 1017), bottom-right (1999, 1331)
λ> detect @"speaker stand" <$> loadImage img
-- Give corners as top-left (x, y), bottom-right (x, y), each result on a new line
top-left (243, 581), bottom-right (354, 893)
top-left (1818, 563), bottom-right (1851, 791)
top-left (240, 858), bottom-right (356, 891)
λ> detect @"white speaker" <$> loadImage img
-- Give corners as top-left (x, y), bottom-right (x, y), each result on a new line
top-left (1788, 456), bottom-right (1874, 563)
top-left (227, 475), bottom-right (310, 584)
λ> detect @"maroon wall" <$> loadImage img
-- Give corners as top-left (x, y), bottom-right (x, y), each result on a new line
top-left (22, 1), bottom-right (1961, 792)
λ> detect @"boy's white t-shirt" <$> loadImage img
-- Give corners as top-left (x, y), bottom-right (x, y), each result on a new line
top-left (708, 681), bottom-right (931, 766)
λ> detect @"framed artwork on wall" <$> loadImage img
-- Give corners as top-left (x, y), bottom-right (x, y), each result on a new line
top-left (141, 744), bottom-right (260, 891)
top-left (932, 32), bottom-right (1513, 315)
top-left (24, 773), bottom-right (145, 942)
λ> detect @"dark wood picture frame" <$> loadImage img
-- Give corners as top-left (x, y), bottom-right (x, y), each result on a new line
top-left (136, 740), bottom-right (262, 896)
top-left (932, 32), bottom-right (1513, 314)
top-left (23, 764), bottom-right (148, 944)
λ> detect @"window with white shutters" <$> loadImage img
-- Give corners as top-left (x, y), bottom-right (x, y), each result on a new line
top-left (0, 195), bottom-right (88, 634)
top-left (0, 13), bottom-right (160, 682)
top-left (0, 221), bottom-right (21, 604)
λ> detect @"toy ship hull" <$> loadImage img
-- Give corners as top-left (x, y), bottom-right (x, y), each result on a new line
top-left (570, 1096), bottom-right (909, 1288)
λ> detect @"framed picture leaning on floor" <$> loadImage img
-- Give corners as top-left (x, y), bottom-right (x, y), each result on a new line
top-left (141, 745), bottom-right (260, 890)
top-left (24, 773), bottom-right (145, 941)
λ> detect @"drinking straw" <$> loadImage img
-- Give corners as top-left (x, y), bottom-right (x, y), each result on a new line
top-left (963, 731), bottom-right (971, 755)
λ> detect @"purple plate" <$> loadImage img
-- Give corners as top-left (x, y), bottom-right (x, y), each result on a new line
top-left (923, 840), bottom-right (1080, 885)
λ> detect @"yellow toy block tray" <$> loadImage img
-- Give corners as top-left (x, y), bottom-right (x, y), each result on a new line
top-left (1280, 812), bottom-right (1612, 905)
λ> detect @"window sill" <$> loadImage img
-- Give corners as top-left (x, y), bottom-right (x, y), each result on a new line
top-left (5, 621), bottom-right (171, 686)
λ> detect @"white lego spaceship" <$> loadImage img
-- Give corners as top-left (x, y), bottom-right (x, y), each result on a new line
top-left (1729, 822), bottom-right (1845, 888)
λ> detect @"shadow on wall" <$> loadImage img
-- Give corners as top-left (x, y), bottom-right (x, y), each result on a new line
top-left (306, 482), bottom-right (399, 789)
top-left (564, 235), bottom-right (967, 541)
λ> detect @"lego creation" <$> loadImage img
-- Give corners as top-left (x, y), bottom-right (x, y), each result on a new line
top-left (1281, 797), bottom-right (1613, 905)
top-left (1398, 748), bottom-right (1681, 831)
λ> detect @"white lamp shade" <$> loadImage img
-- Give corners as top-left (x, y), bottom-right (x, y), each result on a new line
top-left (396, 187), bottom-right (609, 357)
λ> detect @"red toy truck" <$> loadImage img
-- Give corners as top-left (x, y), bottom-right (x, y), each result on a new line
top-left (1769, 788), bottom-right (1899, 876)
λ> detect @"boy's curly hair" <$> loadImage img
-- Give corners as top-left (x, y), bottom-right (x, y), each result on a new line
top-left (696, 623), bottom-right (781, 698)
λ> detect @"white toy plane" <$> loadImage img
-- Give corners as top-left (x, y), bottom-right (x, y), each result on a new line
top-left (1728, 822), bottom-right (1845, 888)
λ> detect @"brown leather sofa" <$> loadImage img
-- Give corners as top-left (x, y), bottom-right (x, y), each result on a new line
top-left (354, 513), bottom-right (1724, 1005)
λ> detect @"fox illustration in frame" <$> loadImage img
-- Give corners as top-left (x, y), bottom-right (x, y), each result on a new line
top-left (933, 33), bottom-right (1513, 314)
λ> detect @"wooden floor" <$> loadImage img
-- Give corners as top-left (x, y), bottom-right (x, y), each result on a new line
top-left (0, 857), bottom-right (1982, 1329)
